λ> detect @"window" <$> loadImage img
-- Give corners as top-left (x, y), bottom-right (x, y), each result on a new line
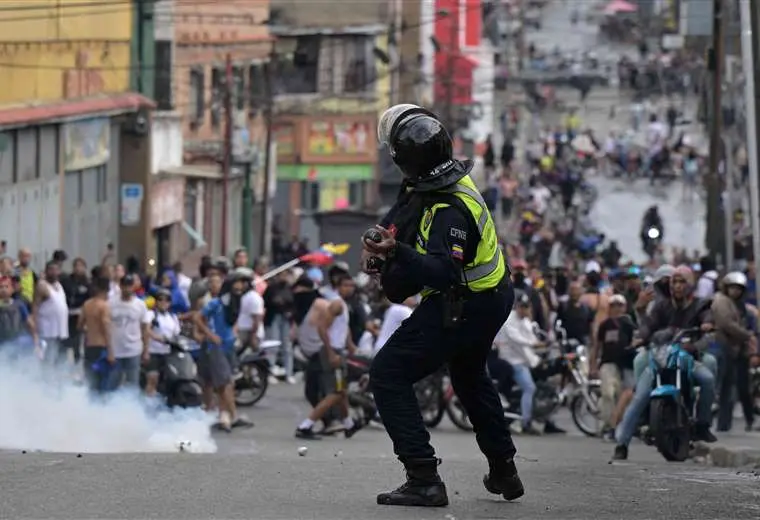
top-left (348, 181), bottom-right (365, 207)
top-left (184, 180), bottom-right (200, 249)
top-left (233, 66), bottom-right (246, 110)
top-left (343, 36), bottom-right (376, 93)
top-left (273, 36), bottom-right (320, 94)
top-left (210, 67), bottom-right (225, 129)
top-left (188, 67), bottom-right (205, 122)
top-left (15, 128), bottom-right (39, 182)
top-left (248, 63), bottom-right (266, 109)
top-left (0, 131), bottom-right (15, 185)
top-left (155, 40), bottom-right (174, 110)
top-left (300, 182), bottom-right (320, 211)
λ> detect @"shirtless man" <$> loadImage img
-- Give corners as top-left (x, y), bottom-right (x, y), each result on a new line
top-left (78, 277), bottom-right (113, 392)
top-left (579, 264), bottom-right (610, 355)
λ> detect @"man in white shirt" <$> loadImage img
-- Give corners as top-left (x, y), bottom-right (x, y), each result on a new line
top-left (374, 296), bottom-right (417, 354)
top-left (172, 261), bottom-right (192, 304)
top-left (235, 268), bottom-right (268, 366)
top-left (34, 260), bottom-right (69, 365)
top-left (108, 274), bottom-right (151, 391)
top-left (495, 294), bottom-right (543, 435)
top-left (144, 288), bottom-right (181, 396)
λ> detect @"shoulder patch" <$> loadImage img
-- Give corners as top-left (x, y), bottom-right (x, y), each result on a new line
top-left (451, 244), bottom-right (464, 260)
top-left (422, 208), bottom-right (433, 230)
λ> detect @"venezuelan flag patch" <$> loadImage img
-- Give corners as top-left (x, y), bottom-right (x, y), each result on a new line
top-left (451, 244), bottom-right (464, 260)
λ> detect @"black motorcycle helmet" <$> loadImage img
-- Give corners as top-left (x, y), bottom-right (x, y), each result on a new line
top-left (378, 104), bottom-right (471, 191)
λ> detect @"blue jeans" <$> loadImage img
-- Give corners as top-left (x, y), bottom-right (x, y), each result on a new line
top-left (512, 363), bottom-right (536, 426)
top-left (107, 356), bottom-right (142, 391)
top-left (616, 363), bottom-right (715, 446)
top-left (266, 314), bottom-right (293, 378)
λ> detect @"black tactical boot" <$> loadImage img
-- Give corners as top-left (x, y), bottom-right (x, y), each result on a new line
top-left (483, 457), bottom-right (525, 501)
top-left (376, 458), bottom-right (449, 507)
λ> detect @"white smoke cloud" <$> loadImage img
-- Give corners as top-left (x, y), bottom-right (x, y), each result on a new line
top-left (0, 350), bottom-right (217, 454)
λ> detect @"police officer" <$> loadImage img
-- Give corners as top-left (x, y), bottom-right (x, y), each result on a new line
top-left (362, 104), bottom-right (523, 507)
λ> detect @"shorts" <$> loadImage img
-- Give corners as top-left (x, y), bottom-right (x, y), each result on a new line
top-left (237, 329), bottom-right (257, 351)
top-left (198, 347), bottom-right (236, 389)
top-left (319, 348), bottom-right (347, 394)
top-left (146, 353), bottom-right (168, 374)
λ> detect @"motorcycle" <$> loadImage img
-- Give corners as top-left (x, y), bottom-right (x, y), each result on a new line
top-left (234, 339), bottom-right (280, 407)
top-left (643, 226), bottom-right (662, 259)
top-left (158, 336), bottom-right (204, 409)
top-left (345, 354), bottom-right (380, 426)
top-left (552, 321), bottom-right (603, 437)
top-left (644, 328), bottom-right (701, 462)
top-left (445, 324), bottom-right (563, 432)
top-left (416, 370), bottom-right (447, 428)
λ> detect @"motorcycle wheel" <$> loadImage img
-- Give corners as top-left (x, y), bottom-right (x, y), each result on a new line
top-left (570, 385), bottom-right (602, 437)
top-left (415, 377), bottom-right (445, 428)
top-left (650, 399), bottom-right (690, 462)
top-left (446, 394), bottom-right (474, 431)
top-left (234, 363), bottom-right (269, 407)
top-left (171, 381), bottom-right (204, 408)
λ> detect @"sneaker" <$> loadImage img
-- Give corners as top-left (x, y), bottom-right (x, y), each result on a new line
top-left (602, 428), bottom-right (616, 442)
top-left (295, 426), bottom-right (321, 440)
top-left (216, 412), bottom-right (232, 433)
top-left (612, 444), bottom-right (628, 461)
top-left (270, 365), bottom-right (286, 377)
top-left (268, 375), bottom-right (280, 385)
top-left (344, 422), bottom-right (363, 439)
top-left (232, 416), bottom-right (254, 429)
top-left (521, 423), bottom-right (542, 436)
top-left (319, 420), bottom-right (345, 436)
top-left (286, 376), bottom-right (297, 385)
top-left (543, 421), bottom-right (566, 434)
top-left (694, 424), bottom-right (717, 443)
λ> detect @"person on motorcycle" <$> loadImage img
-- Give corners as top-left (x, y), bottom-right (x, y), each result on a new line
top-left (612, 265), bottom-right (717, 460)
top-left (640, 205), bottom-right (664, 252)
top-left (712, 271), bottom-right (757, 432)
top-left (144, 288), bottom-right (182, 397)
top-left (497, 293), bottom-right (543, 435)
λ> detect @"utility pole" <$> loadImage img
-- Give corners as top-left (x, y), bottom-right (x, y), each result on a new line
top-left (741, 0), bottom-right (760, 301)
top-left (259, 48), bottom-right (276, 258)
top-left (443, 9), bottom-right (458, 131)
top-left (705, 0), bottom-right (725, 260)
top-left (222, 53), bottom-right (233, 256)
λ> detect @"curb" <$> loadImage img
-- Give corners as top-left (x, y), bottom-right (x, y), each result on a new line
top-left (692, 441), bottom-right (760, 469)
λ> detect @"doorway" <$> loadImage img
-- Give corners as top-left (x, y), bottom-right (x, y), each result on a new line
top-left (153, 225), bottom-right (172, 271)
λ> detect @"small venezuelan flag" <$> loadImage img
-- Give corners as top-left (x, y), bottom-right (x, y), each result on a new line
top-left (451, 244), bottom-right (464, 260)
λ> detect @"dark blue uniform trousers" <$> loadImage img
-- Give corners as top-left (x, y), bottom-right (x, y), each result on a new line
top-left (370, 281), bottom-right (517, 462)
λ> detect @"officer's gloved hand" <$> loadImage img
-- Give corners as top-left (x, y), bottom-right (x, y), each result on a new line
top-left (361, 249), bottom-right (385, 274)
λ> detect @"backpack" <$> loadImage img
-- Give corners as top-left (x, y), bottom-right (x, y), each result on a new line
top-left (0, 300), bottom-right (23, 343)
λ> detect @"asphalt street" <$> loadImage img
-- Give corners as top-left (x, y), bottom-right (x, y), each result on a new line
top-left (2, 382), bottom-right (759, 520)
top-left (519, 1), bottom-right (710, 262)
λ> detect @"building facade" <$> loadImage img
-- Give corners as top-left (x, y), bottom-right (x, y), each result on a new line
top-left (147, 0), bottom-right (272, 267)
top-left (269, 0), bottom-right (395, 240)
top-left (0, 1), bottom-right (153, 270)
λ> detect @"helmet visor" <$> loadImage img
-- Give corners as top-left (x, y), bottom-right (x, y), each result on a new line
top-left (377, 104), bottom-right (424, 145)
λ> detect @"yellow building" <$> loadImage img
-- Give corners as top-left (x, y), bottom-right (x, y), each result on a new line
top-left (0, 0), bottom-right (154, 273)
top-left (0, 0), bottom-right (132, 105)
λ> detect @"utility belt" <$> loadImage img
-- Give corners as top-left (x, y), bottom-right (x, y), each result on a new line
top-left (441, 274), bottom-right (511, 329)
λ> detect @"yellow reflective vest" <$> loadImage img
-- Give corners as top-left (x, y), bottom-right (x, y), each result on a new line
top-left (414, 175), bottom-right (506, 296)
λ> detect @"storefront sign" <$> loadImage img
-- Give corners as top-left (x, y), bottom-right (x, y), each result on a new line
top-left (151, 178), bottom-right (185, 229)
top-left (120, 183), bottom-right (144, 226)
top-left (274, 123), bottom-right (296, 159)
top-left (277, 164), bottom-right (374, 181)
top-left (307, 121), bottom-right (371, 156)
top-left (63, 117), bottom-right (110, 171)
